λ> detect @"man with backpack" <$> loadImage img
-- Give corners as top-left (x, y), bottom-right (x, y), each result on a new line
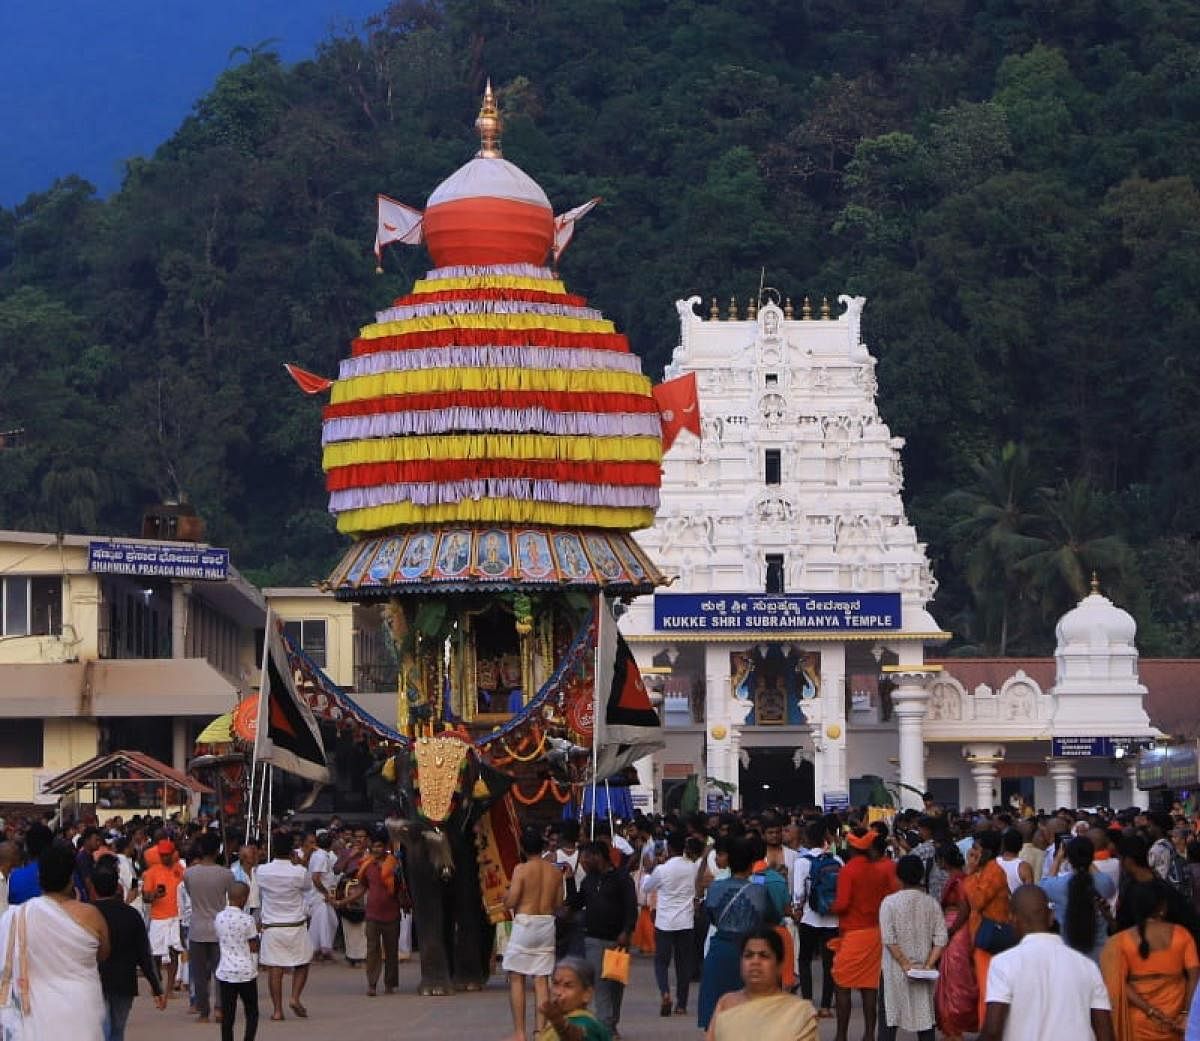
top-left (791, 820), bottom-right (842, 1021)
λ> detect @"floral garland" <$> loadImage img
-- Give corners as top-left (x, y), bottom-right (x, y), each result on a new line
top-left (510, 777), bottom-right (572, 805)
top-left (499, 726), bottom-right (546, 763)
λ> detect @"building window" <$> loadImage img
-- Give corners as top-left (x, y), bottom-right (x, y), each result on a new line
top-left (283, 619), bottom-right (327, 667)
top-left (0, 719), bottom-right (43, 767)
top-left (764, 449), bottom-right (781, 485)
top-left (765, 373), bottom-right (778, 385)
top-left (1, 577), bottom-right (62, 637)
top-left (765, 554), bottom-right (785, 594)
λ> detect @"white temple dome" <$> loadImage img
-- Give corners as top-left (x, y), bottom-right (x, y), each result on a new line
top-left (1055, 587), bottom-right (1137, 651)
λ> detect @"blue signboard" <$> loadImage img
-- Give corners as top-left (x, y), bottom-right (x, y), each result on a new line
top-left (87, 541), bottom-right (229, 581)
top-left (823, 790), bottom-right (851, 813)
top-left (1052, 737), bottom-right (1114, 758)
top-left (653, 593), bottom-right (902, 633)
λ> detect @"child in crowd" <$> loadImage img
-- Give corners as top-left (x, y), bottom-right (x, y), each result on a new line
top-left (214, 881), bottom-right (260, 1041)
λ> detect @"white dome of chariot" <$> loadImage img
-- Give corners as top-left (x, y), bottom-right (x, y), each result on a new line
top-left (427, 156), bottom-right (551, 210)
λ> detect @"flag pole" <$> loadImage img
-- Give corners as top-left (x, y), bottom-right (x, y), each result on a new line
top-left (247, 608), bottom-right (273, 842)
top-left (590, 595), bottom-right (601, 842)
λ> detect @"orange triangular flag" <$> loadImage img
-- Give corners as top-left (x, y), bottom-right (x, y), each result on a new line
top-left (283, 363), bottom-right (333, 395)
top-left (652, 372), bottom-right (701, 452)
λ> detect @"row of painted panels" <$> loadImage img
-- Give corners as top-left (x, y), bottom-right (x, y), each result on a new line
top-left (328, 526), bottom-right (661, 589)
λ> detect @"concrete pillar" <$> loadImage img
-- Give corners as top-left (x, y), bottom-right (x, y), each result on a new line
top-left (1127, 762), bottom-right (1145, 810)
top-left (1048, 759), bottom-right (1077, 810)
top-left (171, 582), bottom-right (191, 658)
top-left (964, 743), bottom-right (1005, 812)
top-left (889, 669), bottom-right (934, 811)
top-left (815, 644), bottom-right (847, 808)
top-left (171, 717), bottom-right (187, 773)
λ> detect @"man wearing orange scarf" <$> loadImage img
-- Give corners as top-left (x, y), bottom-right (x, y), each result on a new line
top-left (357, 834), bottom-right (404, 996)
top-left (829, 828), bottom-right (899, 1041)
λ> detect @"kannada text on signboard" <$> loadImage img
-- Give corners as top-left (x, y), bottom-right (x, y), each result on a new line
top-left (653, 592), bottom-right (902, 633)
top-left (87, 541), bottom-right (230, 581)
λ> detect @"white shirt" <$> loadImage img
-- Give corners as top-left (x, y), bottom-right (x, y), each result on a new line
top-left (791, 848), bottom-right (841, 929)
top-left (556, 848), bottom-right (587, 891)
top-left (214, 906), bottom-right (259, 983)
top-left (255, 859), bottom-right (312, 925)
top-left (986, 932), bottom-right (1111, 1041)
top-left (612, 835), bottom-right (634, 857)
top-left (642, 855), bottom-right (697, 932)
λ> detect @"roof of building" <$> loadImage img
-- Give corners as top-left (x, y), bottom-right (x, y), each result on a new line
top-left (40, 749), bottom-right (213, 796)
top-left (929, 657), bottom-right (1200, 738)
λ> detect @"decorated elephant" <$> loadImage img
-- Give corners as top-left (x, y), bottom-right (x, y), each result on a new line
top-left (371, 734), bottom-right (513, 995)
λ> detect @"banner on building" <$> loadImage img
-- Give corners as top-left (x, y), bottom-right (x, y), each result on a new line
top-left (88, 541), bottom-right (229, 581)
top-left (654, 593), bottom-right (901, 632)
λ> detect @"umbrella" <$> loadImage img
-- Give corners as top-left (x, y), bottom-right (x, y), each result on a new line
top-left (196, 712), bottom-right (233, 745)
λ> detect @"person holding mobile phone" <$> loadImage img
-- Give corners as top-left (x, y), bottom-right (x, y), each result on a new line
top-left (141, 839), bottom-right (186, 997)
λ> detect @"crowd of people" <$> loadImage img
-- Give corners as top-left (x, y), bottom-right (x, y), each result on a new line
top-left (1, 800), bottom-right (1200, 1040)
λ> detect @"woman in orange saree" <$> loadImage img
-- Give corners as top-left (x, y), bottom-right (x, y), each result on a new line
top-left (963, 831), bottom-right (1010, 1028)
top-left (934, 843), bottom-right (978, 1039)
top-left (1101, 882), bottom-right (1199, 1040)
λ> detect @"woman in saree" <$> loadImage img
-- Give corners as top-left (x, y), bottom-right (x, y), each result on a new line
top-left (936, 839), bottom-right (974, 1036)
top-left (697, 837), bottom-right (784, 1030)
top-left (933, 843), bottom-right (977, 1039)
top-left (537, 958), bottom-right (611, 1041)
top-left (1102, 882), bottom-right (1199, 1040)
top-left (963, 830), bottom-right (1010, 1027)
top-left (706, 928), bottom-right (817, 1041)
top-left (0, 839), bottom-right (110, 1041)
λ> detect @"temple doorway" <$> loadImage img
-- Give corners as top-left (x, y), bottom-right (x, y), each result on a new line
top-left (739, 747), bottom-right (814, 811)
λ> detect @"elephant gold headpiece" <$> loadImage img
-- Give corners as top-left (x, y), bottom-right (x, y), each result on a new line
top-left (413, 735), bottom-right (472, 824)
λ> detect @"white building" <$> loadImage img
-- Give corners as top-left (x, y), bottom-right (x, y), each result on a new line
top-left (621, 294), bottom-right (1161, 814)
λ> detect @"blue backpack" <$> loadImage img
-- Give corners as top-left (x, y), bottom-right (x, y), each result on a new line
top-left (804, 853), bottom-right (841, 915)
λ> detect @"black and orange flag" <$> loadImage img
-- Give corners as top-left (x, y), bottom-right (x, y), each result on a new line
top-left (652, 372), bottom-right (701, 451)
top-left (592, 596), bottom-right (662, 780)
top-left (253, 613), bottom-right (329, 783)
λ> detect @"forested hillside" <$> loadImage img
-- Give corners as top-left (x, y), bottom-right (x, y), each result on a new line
top-left (3, 0), bottom-right (1200, 655)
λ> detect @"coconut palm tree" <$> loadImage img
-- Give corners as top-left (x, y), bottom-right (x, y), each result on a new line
top-left (1016, 477), bottom-right (1134, 623)
top-left (945, 442), bottom-right (1044, 654)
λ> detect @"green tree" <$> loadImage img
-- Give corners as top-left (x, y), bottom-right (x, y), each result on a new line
top-left (1017, 478), bottom-right (1135, 625)
top-left (945, 443), bottom-right (1044, 655)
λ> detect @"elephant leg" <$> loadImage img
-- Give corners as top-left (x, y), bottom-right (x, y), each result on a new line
top-left (406, 841), bottom-right (454, 995)
top-left (450, 834), bottom-right (494, 990)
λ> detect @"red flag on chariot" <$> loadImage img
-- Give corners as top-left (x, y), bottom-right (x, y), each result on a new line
top-left (283, 363), bottom-right (333, 395)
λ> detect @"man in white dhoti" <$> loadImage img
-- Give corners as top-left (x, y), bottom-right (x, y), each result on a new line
top-left (0, 839), bottom-right (110, 1041)
top-left (501, 829), bottom-right (563, 1041)
top-left (255, 831), bottom-right (314, 1021)
top-left (304, 832), bottom-right (338, 960)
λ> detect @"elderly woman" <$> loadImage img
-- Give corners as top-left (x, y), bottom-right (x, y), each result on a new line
top-left (878, 854), bottom-right (947, 1041)
top-left (0, 839), bottom-right (111, 1041)
top-left (706, 927), bottom-right (817, 1041)
top-left (537, 957), bottom-right (611, 1041)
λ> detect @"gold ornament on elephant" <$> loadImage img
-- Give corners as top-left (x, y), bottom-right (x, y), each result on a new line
top-left (414, 736), bottom-right (470, 823)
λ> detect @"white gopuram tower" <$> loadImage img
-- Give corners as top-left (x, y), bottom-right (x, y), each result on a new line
top-left (621, 293), bottom-right (947, 813)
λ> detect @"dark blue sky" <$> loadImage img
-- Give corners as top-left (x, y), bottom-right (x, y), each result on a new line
top-left (0, 0), bottom-right (385, 208)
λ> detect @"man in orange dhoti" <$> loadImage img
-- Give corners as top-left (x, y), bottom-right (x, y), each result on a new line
top-left (829, 829), bottom-right (899, 1041)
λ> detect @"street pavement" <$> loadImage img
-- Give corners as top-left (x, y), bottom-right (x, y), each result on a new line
top-left (125, 948), bottom-right (886, 1040)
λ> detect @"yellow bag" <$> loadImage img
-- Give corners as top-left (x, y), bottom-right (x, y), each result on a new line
top-left (601, 946), bottom-right (630, 985)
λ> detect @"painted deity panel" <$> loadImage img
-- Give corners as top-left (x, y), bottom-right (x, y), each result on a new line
top-left (552, 533), bottom-right (594, 582)
top-left (583, 534), bottom-right (625, 582)
top-left (367, 535), bottom-right (405, 584)
top-left (475, 529), bottom-right (514, 578)
top-left (515, 530), bottom-right (554, 580)
top-left (398, 532), bottom-right (436, 579)
top-left (434, 530), bottom-right (472, 578)
top-left (611, 537), bottom-right (647, 579)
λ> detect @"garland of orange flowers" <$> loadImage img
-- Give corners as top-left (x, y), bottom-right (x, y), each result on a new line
top-left (511, 777), bottom-right (573, 805)
top-left (499, 726), bottom-right (546, 763)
